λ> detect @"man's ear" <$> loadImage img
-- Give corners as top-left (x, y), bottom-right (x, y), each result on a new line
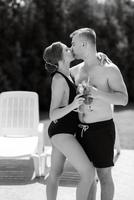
top-left (82, 41), bottom-right (87, 47)
top-left (82, 41), bottom-right (88, 47)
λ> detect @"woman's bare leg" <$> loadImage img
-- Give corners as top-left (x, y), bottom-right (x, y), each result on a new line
top-left (51, 134), bottom-right (95, 200)
top-left (46, 145), bottom-right (66, 200)
top-left (88, 178), bottom-right (97, 200)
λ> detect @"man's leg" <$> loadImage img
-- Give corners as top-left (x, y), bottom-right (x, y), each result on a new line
top-left (97, 167), bottom-right (114, 200)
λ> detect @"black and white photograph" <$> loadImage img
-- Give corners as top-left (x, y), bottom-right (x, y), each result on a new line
top-left (0, 0), bottom-right (134, 200)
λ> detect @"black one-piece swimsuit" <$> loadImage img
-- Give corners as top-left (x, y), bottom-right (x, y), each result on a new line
top-left (48, 71), bottom-right (79, 138)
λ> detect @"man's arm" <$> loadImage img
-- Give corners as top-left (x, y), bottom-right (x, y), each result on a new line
top-left (90, 65), bottom-right (128, 106)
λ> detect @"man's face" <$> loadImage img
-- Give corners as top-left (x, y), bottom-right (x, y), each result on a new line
top-left (71, 34), bottom-right (84, 59)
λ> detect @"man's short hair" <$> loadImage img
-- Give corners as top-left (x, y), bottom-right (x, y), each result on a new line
top-left (70, 28), bottom-right (96, 45)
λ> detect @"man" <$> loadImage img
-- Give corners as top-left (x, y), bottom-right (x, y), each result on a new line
top-left (70, 28), bottom-right (128, 200)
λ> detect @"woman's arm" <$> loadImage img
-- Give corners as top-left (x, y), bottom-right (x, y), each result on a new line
top-left (97, 52), bottom-right (113, 65)
top-left (49, 74), bottom-right (83, 121)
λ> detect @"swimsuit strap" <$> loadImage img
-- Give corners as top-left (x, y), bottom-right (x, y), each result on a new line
top-left (52, 71), bottom-right (76, 103)
top-left (53, 71), bottom-right (76, 88)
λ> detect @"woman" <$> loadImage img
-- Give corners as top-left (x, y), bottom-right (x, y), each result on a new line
top-left (43, 42), bottom-right (95, 200)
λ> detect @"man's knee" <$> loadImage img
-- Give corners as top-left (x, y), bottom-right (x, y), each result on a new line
top-left (97, 168), bottom-right (113, 185)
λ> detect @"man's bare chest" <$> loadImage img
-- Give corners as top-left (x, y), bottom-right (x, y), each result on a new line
top-left (75, 71), bottom-right (108, 91)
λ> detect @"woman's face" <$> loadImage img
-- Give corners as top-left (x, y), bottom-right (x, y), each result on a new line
top-left (61, 44), bottom-right (74, 66)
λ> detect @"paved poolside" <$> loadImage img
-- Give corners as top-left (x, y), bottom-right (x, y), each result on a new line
top-left (0, 149), bottom-right (134, 200)
top-left (45, 148), bottom-right (134, 200)
top-left (0, 114), bottom-right (134, 200)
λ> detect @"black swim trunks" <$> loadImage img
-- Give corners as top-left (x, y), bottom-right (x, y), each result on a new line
top-left (76, 119), bottom-right (115, 168)
top-left (48, 71), bottom-right (78, 138)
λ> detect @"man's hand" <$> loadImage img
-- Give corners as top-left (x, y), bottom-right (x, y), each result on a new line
top-left (114, 127), bottom-right (121, 164)
top-left (88, 86), bottom-right (101, 99)
top-left (114, 150), bottom-right (121, 164)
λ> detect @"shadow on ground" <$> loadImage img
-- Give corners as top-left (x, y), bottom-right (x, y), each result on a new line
top-left (0, 158), bottom-right (80, 187)
top-left (0, 158), bottom-right (39, 185)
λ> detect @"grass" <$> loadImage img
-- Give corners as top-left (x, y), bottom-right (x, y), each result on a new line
top-left (114, 108), bottom-right (134, 149)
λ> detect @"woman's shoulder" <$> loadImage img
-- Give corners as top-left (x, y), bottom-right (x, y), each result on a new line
top-left (52, 72), bottom-right (66, 86)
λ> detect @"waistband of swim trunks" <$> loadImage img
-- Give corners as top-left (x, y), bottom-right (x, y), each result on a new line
top-left (78, 118), bottom-right (114, 129)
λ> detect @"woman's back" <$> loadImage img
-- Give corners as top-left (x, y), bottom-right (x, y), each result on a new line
top-left (48, 71), bottom-right (79, 138)
top-left (51, 71), bottom-right (76, 104)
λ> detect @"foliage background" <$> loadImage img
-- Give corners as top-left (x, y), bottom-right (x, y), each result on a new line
top-left (0, 0), bottom-right (134, 111)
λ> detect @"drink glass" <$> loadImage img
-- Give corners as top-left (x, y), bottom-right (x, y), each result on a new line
top-left (73, 84), bottom-right (84, 113)
top-left (74, 80), bottom-right (93, 112)
top-left (83, 86), bottom-right (93, 105)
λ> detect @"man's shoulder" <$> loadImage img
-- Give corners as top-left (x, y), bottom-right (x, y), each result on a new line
top-left (103, 63), bottom-right (120, 73)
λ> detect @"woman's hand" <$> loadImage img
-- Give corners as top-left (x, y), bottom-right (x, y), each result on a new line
top-left (97, 52), bottom-right (112, 65)
top-left (71, 94), bottom-right (84, 110)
